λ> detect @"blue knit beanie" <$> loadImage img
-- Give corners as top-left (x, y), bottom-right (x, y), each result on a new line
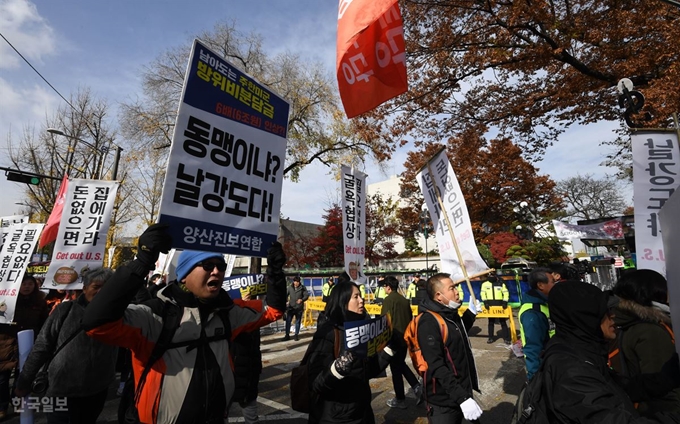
top-left (175, 250), bottom-right (223, 282)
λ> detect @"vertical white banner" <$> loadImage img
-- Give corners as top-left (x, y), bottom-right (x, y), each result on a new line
top-left (341, 166), bottom-right (367, 283)
top-left (416, 150), bottom-right (489, 281)
top-left (0, 223), bottom-right (44, 323)
top-left (0, 215), bottom-right (29, 253)
top-left (44, 179), bottom-right (120, 290)
top-left (632, 132), bottom-right (680, 276)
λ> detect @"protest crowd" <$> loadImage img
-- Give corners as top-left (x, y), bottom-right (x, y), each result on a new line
top-left (0, 219), bottom-right (677, 424)
top-left (0, 3), bottom-right (678, 423)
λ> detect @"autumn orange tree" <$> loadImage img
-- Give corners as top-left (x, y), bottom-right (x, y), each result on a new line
top-left (359, 0), bottom-right (680, 159)
top-left (398, 133), bottom-right (563, 244)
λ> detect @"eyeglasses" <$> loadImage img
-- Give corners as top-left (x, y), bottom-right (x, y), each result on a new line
top-left (196, 262), bottom-right (227, 272)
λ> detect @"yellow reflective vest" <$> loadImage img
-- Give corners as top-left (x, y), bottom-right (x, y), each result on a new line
top-left (406, 282), bottom-right (417, 300)
top-left (518, 302), bottom-right (556, 347)
top-left (480, 280), bottom-right (509, 304)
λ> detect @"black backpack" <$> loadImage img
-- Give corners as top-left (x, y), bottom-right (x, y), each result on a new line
top-left (511, 344), bottom-right (576, 424)
top-left (121, 301), bottom-right (232, 423)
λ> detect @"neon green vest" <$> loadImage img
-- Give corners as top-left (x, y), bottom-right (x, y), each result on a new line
top-left (406, 283), bottom-right (417, 299)
top-left (518, 302), bottom-right (556, 346)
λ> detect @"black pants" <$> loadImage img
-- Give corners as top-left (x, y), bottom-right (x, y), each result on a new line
top-left (488, 317), bottom-right (509, 340)
top-left (46, 389), bottom-right (108, 424)
top-left (389, 346), bottom-right (420, 399)
top-left (427, 403), bottom-right (463, 424)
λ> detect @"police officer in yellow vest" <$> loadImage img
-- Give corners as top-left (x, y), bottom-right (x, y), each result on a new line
top-left (321, 276), bottom-right (336, 302)
top-left (455, 282), bottom-right (465, 303)
top-left (374, 275), bottom-right (388, 304)
top-left (519, 268), bottom-right (556, 380)
top-left (359, 283), bottom-right (366, 299)
top-left (481, 273), bottom-right (510, 344)
top-left (406, 274), bottom-right (420, 303)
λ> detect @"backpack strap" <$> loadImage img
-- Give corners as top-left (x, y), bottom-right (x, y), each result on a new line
top-left (132, 301), bottom-right (183, 418)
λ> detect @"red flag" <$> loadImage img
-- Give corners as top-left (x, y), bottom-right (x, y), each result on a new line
top-left (337, 0), bottom-right (408, 118)
top-left (38, 174), bottom-right (69, 248)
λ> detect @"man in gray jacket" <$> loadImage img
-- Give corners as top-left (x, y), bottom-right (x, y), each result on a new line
top-left (282, 276), bottom-right (309, 341)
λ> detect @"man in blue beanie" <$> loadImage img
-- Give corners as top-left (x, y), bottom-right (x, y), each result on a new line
top-left (83, 224), bottom-right (287, 424)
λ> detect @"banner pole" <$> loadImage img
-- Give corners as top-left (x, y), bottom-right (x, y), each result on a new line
top-left (424, 160), bottom-right (478, 305)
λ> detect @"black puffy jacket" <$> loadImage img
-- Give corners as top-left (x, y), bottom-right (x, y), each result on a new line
top-left (417, 297), bottom-right (479, 407)
top-left (543, 281), bottom-right (676, 424)
top-left (307, 319), bottom-right (392, 424)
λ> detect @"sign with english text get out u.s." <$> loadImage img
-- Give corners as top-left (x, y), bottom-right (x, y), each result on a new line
top-left (159, 39), bottom-right (289, 257)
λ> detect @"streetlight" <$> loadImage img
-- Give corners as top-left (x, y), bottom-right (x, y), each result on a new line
top-left (420, 204), bottom-right (430, 276)
top-left (46, 128), bottom-right (123, 180)
top-left (513, 201), bottom-right (535, 241)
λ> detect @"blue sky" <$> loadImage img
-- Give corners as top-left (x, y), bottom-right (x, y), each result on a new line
top-left (0, 0), bottom-right (630, 227)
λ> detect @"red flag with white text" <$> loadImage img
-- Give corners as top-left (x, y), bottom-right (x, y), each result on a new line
top-left (38, 174), bottom-right (69, 248)
top-left (336, 0), bottom-right (408, 118)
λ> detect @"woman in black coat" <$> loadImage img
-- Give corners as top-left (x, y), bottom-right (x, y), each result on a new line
top-left (307, 282), bottom-right (394, 424)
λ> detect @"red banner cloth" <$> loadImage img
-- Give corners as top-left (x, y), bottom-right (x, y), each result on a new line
top-left (38, 173), bottom-right (69, 248)
top-left (336, 0), bottom-right (408, 118)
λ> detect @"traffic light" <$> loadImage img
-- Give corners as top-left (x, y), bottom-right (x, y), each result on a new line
top-left (6, 171), bottom-right (41, 185)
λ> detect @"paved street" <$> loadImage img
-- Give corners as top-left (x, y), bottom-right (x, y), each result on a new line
top-left (4, 316), bottom-right (525, 424)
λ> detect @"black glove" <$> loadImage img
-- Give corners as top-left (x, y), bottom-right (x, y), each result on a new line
top-left (502, 301), bottom-right (508, 309)
top-left (136, 223), bottom-right (172, 270)
top-left (333, 351), bottom-right (358, 377)
top-left (266, 241), bottom-right (286, 277)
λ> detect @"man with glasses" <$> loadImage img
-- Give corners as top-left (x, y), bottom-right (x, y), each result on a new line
top-left (83, 224), bottom-right (287, 424)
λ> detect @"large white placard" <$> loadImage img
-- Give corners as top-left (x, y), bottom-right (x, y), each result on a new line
top-left (632, 132), bottom-right (680, 276)
top-left (416, 150), bottom-right (489, 282)
top-left (341, 166), bottom-right (367, 283)
top-left (158, 39), bottom-right (290, 258)
top-left (44, 179), bottom-right (119, 290)
top-left (0, 223), bottom-right (44, 323)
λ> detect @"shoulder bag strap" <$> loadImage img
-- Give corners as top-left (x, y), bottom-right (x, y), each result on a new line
top-left (41, 302), bottom-right (78, 371)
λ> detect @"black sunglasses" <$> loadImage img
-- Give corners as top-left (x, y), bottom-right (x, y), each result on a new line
top-left (196, 261), bottom-right (227, 272)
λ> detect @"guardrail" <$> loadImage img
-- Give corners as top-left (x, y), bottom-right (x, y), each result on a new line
top-left (301, 301), bottom-right (516, 342)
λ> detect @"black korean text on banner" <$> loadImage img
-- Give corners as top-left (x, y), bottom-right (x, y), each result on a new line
top-left (344, 315), bottom-right (392, 358)
top-left (43, 180), bottom-right (119, 290)
top-left (158, 39), bottom-right (289, 257)
top-left (0, 223), bottom-right (45, 323)
top-left (416, 150), bottom-right (489, 282)
top-left (632, 132), bottom-right (680, 276)
top-left (341, 166), bottom-right (367, 283)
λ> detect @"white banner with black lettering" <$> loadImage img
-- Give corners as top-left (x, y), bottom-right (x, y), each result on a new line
top-left (0, 215), bottom-right (29, 253)
top-left (44, 179), bottom-right (119, 290)
top-left (0, 223), bottom-right (44, 323)
top-left (417, 150), bottom-right (489, 281)
top-left (341, 166), bottom-right (367, 284)
top-left (158, 39), bottom-right (289, 258)
top-left (632, 132), bottom-right (680, 276)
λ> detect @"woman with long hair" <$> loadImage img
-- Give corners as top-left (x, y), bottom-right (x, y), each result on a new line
top-left (306, 281), bottom-right (395, 424)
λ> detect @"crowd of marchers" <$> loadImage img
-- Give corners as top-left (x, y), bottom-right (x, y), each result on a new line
top-left (0, 223), bottom-right (679, 424)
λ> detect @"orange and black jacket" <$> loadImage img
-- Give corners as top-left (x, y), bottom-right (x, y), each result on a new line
top-left (83, 261), bottom-right (284, 424)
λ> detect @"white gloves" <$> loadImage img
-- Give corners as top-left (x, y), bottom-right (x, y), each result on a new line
top-left (460, 397), bottom-right (483, 420)
top-left (468, 300), bottom-right (482, 315)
